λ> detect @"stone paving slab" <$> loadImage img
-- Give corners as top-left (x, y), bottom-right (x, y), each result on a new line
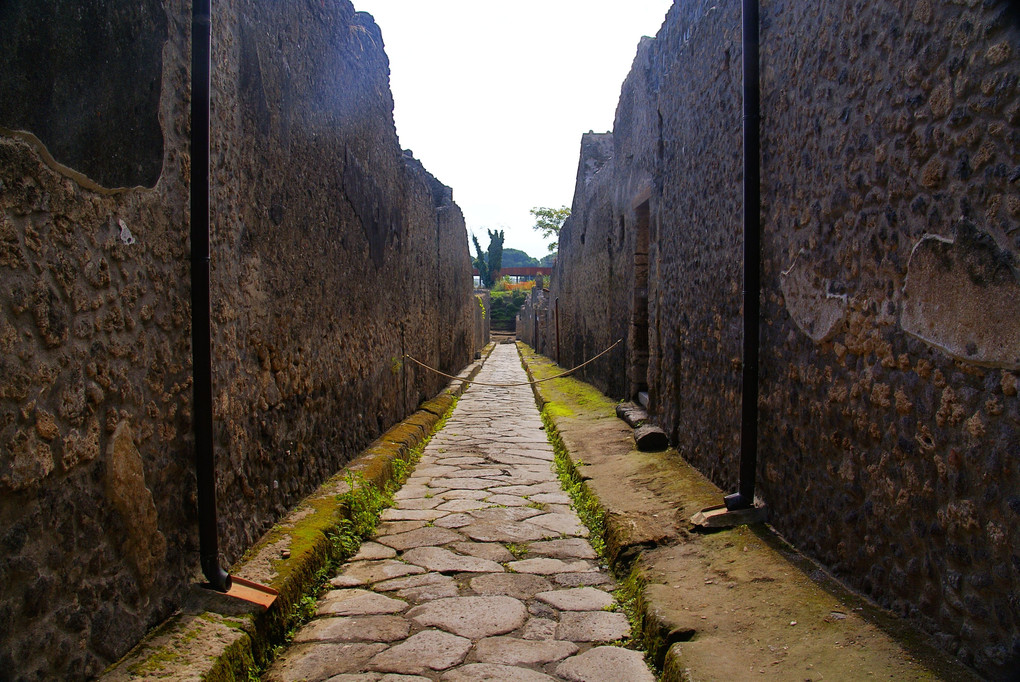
top-left (266, 345), bottom-right (653, 681)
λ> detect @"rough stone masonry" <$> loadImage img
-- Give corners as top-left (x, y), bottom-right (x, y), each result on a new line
top-left (547, 1), bottom-right (1020, 678)
top-left (0, 1), bottom-right (476, 678)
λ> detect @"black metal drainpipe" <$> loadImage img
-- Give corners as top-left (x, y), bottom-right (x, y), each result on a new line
top-left (191, 0), bottom-right (231, 592)
top-left (725, 0), bottom-right (761, 512)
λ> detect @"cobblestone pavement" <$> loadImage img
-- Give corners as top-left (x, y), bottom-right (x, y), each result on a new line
top-left (266, 344), bottom-right (654, 681)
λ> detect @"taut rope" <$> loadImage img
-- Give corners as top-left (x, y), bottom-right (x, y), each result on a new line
top-left (403, 339), bottom-right (622, 388)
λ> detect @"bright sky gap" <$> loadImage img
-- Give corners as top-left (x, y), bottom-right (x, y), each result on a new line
top-left (354, 1), bottom-right (673, 258)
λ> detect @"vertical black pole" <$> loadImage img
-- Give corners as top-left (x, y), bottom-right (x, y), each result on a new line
top-left (555, 297), bottom-right (561, 365)
top-left (726, 0), bottom-right (761, 512)
top-left (191, 0), bottom-right (230, 591)
top-left (401, 322), bottom-right (407, 415)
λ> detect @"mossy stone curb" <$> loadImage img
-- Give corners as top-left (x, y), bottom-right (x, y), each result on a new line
top-left (100, 346), bottom-right (492, 681)
top-left (517, 342), bottom-right (978, 682)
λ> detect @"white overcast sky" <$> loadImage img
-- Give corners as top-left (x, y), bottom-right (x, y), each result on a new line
top-left (353, 1), bottom-right (673, 258)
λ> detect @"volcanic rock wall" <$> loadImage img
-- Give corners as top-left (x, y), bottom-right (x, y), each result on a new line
top-left (549, 1), bottom-right (1020, 677)
top-left (0, 1), bottom-right (475, 678)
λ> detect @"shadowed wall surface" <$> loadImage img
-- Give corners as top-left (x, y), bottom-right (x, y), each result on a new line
top-left (0, 1), bottom-right (474, 678)
top-left (549, 1), bottom-right (1019, 677)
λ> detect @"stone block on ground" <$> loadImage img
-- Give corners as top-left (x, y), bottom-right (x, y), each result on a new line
top-left (633, 424), bottom-right (668, 451)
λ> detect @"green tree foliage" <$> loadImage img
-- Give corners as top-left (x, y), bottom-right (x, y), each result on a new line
top-left (502, 248), bottom-right (540, 268)
top-left (488, 289), bottom-right (529, 331)
top-left (530, 205), bottom-right (570, 253)
top-left (472, 228), bottom-right (504, 288)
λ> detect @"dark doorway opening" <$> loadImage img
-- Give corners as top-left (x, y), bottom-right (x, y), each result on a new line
top-left (629, 200), bottom-right (651, 403)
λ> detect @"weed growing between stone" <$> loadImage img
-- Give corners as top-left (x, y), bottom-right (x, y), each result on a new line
top-left (538, 379), bottom-right (656, 669)
top-left (542, 409), bottom-right (607, 558)
top-left (505, 542), bottom-right (530, 559)
top-left (260, 397), bottom-right (458, 676)
top-left (613, 569), bottom-right (647, 648)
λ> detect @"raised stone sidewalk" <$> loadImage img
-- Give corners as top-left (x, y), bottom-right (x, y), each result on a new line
top-left (265, 343), bottom-right (654, 681)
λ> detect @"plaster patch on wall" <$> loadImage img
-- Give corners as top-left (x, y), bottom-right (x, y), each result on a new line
top-left (105, 421), bottom-right (167, 590)
top-left (780, 250), bottom-right (848, 343)
top-left (901, 226), bottom-right (1020, 369)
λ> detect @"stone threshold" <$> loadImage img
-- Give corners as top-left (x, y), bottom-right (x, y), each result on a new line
top-left (517, 343), bottom-right (979, 682)
top-left (99, 344), bottom-right (495, 682)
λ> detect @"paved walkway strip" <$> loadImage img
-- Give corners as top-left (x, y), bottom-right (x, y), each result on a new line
top-left (266, 344), bottom-right (654, 681)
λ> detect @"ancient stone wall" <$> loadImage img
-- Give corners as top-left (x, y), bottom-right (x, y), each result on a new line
top-left (551, 132), bottom-right (630, 396)
top-left (549, 0), bottom-right (1019, 677)
top-left (0, 1), bottom-right (474, 678)
top-left (474, 291), bottom-right (491, 352)
top-left (517, 285), bottom-right (551, 356)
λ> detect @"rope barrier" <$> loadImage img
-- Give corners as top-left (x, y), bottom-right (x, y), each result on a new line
top-left (403, 339), bottom-right (623, 388)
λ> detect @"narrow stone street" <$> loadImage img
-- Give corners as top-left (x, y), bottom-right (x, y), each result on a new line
top-left (266, 344), bottom-right (654, 681)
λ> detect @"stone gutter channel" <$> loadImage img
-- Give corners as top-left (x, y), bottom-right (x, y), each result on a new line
top-left (101, 346), bottom-right (494, 681)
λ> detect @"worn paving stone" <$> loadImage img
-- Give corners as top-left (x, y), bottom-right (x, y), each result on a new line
top-left (521, 617), bottom-right (558, 641)
top-left (373, 572), bottom-right (452, 592)
top-left (392, 486), bottom-right (430, 500)
top-left (470, 573), bottom-right (553, 600)
top-left (460, 521), bottom-right (555, 544)
top-left (488, 483), bottom-right (561, 496)
top-left (368, 630), bottom-right (471, 675)
top-left (413, 465), bottom-right (460, 477)
top-left (449, 541), bottom-right (514, 563)
top-left (552, 572), bottom-right (615, 588)
top-left (528, 539), bottom-right (598, 560)
top-left (335, 560), bottom-right (425, 586)
top-left (330, 575), bottom-right (364, 588)
top-left (435, 488), bottom-right (490, 500)
top-left (379, 508), bottom-right (444, 522)
top-left (473, 636), bottom-right (579, 666)
top-left (294, 615), bottom-right (410, 644)
top-left (435, 456), bottom-right (486, 465)
top-left (351, 542), bottom-right (398, 561)
top-left (556, 611), bottom-right (631, 642)
top-left (430, 477), bottom-right (494, 490)
top-left (444, 466), bottom-right (507, 478)
top-left (483, 494), bottom-right (531, 507)
top-left (435, 499), bottom-right (489, 512)
top-left (527, 601), bottom-right (558, 620)
top-left (469, 507), bottom-right (545, 522)
top-left (407, 596), bottom-right (527, 638)
top-left (536, 587), bottom-right (615, 611)
top-left (402, 546), bottom-right (505, 574)
top-left (528, 492), bottom-right (571, 505)
top-left (375, 520), bottom-right (427, 535)
top-left (375, 526), bottom-right (464, 551)
top-left (394, 497), bottom-right (442, 510)
top-left (556, 646), bottom-right (656, 682)
top-left (439, 664), bottom-right (557, 681)
top-left (318, 589), bottom-right (408, 617)
top-left (396, 579), bottom-right (461, 602)
top-left (507, 558), bottom-right (596, 575)
top-left (483, 469), bottom-right (552, 484)
top-left (526, 513), bottom-right (589, 536)
top-left (433, 512), bottom-right (474, 528)
top-left (324, 675), bottom-right (430, 682)
top-left (267, 642), bottom-right (388, 681)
